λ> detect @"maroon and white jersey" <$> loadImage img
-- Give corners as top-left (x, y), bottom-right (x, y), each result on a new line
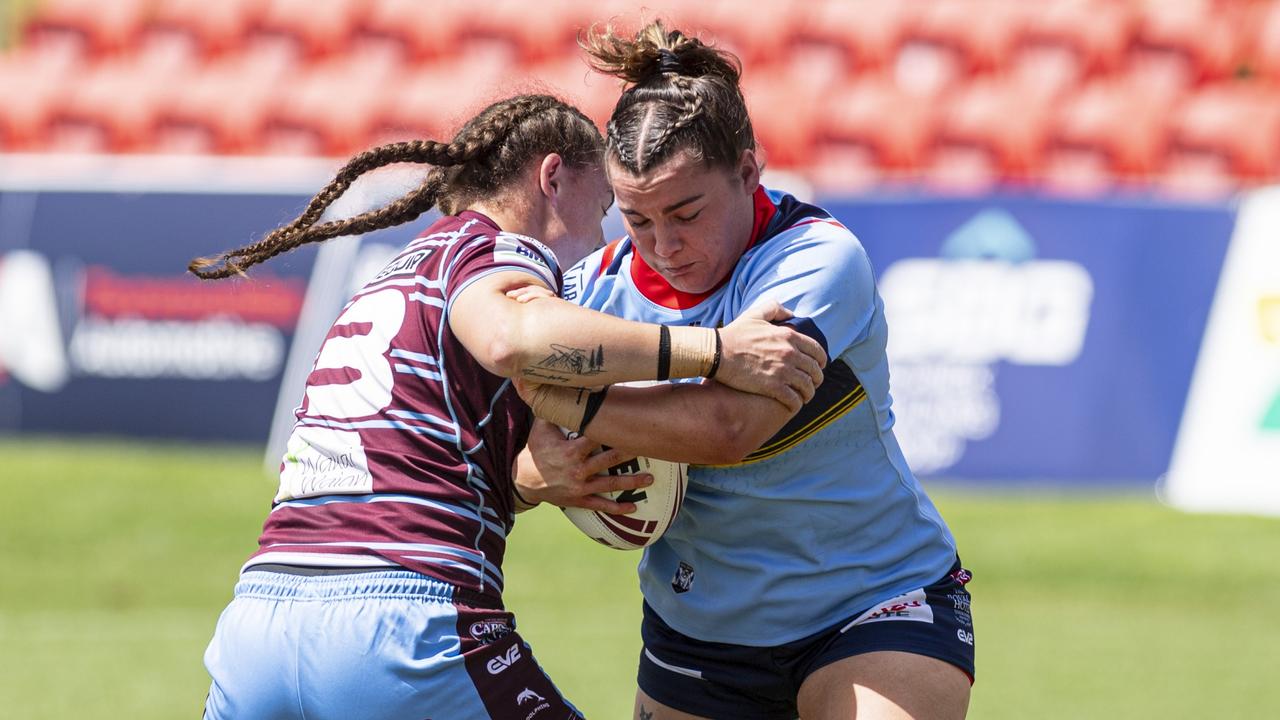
top-left (247, 211), bottom-right (561, 600)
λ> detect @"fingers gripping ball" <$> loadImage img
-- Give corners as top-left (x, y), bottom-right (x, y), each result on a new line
top-left (559, 432), bottom-right (688, 551)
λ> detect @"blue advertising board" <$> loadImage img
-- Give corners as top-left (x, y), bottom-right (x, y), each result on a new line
top-left (827, 195), bottom-right (1235, 481)
top-left (0, 183), bottom-right (1238, 483)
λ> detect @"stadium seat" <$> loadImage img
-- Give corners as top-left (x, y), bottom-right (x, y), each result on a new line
top-left (1127, 0), bottom-right (1243, 97)
top-left (260, 54), bottom-right (405, 157)
top-left (1251, 1), bottom-right (1280, 84)
top-left (1164, 82), bottom-right (1280, 190)
top-left (896, 0), bottom-right (1030, 97)
top-left (153, 56), bottom-right (284, 154)
top-left (814, 76), bottom-right (936, 183)
top-left (672, 0), bottom-right (798, 66)
top-left (250, 0), bottom-right (366, 59)
top-left (455, 0), bottom-right (587, 62)
top-left (1040, 78), bottom-right (1173, 193)
top-left (142, 0), bottom-right (262, 58)
top-left (791, 0), bottom-right (914, 72)
top-left (369, 59), bottom-right (511, 149)
top-left (22, 0), bottom-right (150, 55)
top-left (356, 0), bottom-right (474, 62)
top-left (0, 48), bottom-right (80, 151)
top-left (741, 67), bottom-right (824, 169)
top-left (1010, 0), bottom-right (1136, 99)
top-left (43, 57), bottom-right (192, 153)
top-left (926, 76), bottom-right (1054, 190)
top-left (523, 56), bottom-right (619, 128)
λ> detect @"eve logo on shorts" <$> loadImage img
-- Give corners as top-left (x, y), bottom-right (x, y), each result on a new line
top-left (486, 645), bottom-right (523, 675)
top-left (671, 562), bottom-right (695, 594)
top-left (956, 628), bottom-right (975, 646)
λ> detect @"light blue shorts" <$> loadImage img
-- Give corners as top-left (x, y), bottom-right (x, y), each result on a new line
top-left (203, 569), bottom-right (582, 720)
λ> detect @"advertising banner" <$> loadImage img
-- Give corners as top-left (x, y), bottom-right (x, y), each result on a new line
top-left (826, 195), bottom-right (1236, 482)
top-left (1164, 187), bottom-right (1280, 515)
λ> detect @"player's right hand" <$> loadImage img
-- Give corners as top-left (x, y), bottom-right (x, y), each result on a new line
top-left (715, 300), bottom-right (826, 413)
top-left (515, 420), bottom-right (653, 515)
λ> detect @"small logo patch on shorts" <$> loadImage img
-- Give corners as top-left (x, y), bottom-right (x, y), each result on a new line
top-left (469, 618), bottom-right (513, 645)
top-left (841, 588), bottom-right (935, 632)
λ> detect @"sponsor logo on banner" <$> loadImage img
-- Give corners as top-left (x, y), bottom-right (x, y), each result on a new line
top-left (0, 250), bottom-right (69, 392)
top-left (0, 254), bottom-right (306, 389)
top-left (880, 209), bottom-right (1094, 473)
top-left (1165, 187), bottom-right (1280, 516)
top-left (1260, 295), bottom-right (1280, 433)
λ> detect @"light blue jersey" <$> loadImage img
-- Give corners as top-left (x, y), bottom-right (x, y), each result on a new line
top-left (563, 187), bottom-right (959, 646)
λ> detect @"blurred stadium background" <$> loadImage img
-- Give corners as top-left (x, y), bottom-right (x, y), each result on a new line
top-left (1, 0), bottom-right (1278, 718)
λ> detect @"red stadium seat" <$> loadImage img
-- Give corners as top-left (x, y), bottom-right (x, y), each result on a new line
top-left (22, 0), bottom-right (150, 55)
top-left (1041, 79), bottom-right (1173, 193)
top-left (0, 48), bottom-right (80, 151)
top-left (249, 0), bottom-right (366, 59)
top-left (1127, 0), bottom-right (1244, 97)
top-left (813, 76), bottom-right (937, 186)
top-left (896, 0), bottom-right (1030, 97)
top-left (457, 0), bottom-right (586, 62)
top-left (357, 0), bottom-right (474, 62)
top-left (370, 59), bottom-right (510, 149)
top-left (44, 56), bottom-right (192, 153)
top-left (1251, 1), bottom-right (1280, 84)
top-left (675, 0), bottom-right (798, 66)
top-left (260, 54), bottom-right (405, 157)
top-left (742, 67), bottom-right (825, 169)
top-left (1010, 0), bottom-right (1136, 99)
top-left (791, 0), bottom-right (914, 72)
top-left (1163, 82), bottom-right (1280, 191)
top-left (142, 0), bottom-right (262, 58)
top-left (926, 76), bottom-right (1054, 190)
top-left (523, 56), bottom-right (619, 128)
top-left (153, 56), bottom-right (284, 154)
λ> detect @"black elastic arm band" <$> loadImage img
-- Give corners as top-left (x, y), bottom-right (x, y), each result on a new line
top-left (577, 386), bottom-right (610, 435)
top-left (657, 325), bottom-right (672, 381)
top-left (706, 328), bottom-right (722, 379)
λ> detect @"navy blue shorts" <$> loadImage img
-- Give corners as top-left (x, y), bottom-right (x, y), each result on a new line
top-left (637, 562), bottom-right (975, 720)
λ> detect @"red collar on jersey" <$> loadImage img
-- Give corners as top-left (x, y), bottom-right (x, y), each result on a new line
top-left (628, 185), bottom-right (778, 310)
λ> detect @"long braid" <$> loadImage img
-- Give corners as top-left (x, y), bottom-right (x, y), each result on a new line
top-left (190, 94), bottom-right (588, 280)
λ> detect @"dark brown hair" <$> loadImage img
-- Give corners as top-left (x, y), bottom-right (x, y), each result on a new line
top-left (190, 94), bottom-right (602, 279)
top-left (582, 20), bottom-right (754, 174)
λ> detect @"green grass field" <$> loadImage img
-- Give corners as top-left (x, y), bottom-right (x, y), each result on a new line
top-left (1, 437), bottom-right (1277, 719)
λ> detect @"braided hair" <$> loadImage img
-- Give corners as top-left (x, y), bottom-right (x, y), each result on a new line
top-left (190, 94), bottom-right (602, 279)
top-left (582, 20), bottom-right (755, 174)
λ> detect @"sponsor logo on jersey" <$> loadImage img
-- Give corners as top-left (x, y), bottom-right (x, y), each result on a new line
top-left (469, 618), bottom-right (514, 645)
top-left (486, 644), bottom-right (523, 675)
top-left (516, 689), bottom-right (544, 705)
top-left (374, 249), bottom-right (430, 280)
top-left (671, 561), bottom-right (695, 594)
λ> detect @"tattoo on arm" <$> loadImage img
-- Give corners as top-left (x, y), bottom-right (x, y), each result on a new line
top-left (530, 343), bottom-right (606, 377)
top-left (520, 369), bottom-right (571, 383)
top-left (637, 705), bottom-right (654, 720)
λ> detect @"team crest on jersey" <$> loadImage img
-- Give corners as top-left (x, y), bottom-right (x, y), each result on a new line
top-left (671, 561), bottom-right (695, 594)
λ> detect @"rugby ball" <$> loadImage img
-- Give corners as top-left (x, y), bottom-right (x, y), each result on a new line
top-left (561, 435), bottom-right (688, 551)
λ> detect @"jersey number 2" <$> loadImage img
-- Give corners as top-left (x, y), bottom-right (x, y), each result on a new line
top-left (304, 289), bottom-right (407, 420)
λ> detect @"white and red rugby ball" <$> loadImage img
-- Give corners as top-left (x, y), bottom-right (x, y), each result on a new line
top-left (560, 422), bottom-right (688, 551)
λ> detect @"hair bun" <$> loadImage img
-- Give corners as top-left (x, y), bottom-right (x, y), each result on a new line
top-left (582, 20), bottom-right (741, 88)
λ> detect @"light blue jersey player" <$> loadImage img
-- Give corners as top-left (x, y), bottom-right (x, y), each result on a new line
top-left (518, 21), bottom-right (978, 720)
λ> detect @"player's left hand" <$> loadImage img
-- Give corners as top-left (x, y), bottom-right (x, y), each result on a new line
top-left (514, 419), bottom-right (652, 515)
top-left (505, 284), bottom-right (558, 304)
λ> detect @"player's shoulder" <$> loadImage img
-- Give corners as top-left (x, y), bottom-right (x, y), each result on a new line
top-left (752, 190), bottom-right (865, 262)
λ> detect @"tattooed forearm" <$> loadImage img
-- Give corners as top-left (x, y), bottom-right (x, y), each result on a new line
top-left (530, 343), bottom-right (605, 376)
top-left (520, 369), bottom-right (571, 383)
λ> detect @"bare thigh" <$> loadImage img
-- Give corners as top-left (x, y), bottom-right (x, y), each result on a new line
top-left (633, 687), bottom-right (714, 720)
top-left (796, 651), bottom-right (971, 720)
